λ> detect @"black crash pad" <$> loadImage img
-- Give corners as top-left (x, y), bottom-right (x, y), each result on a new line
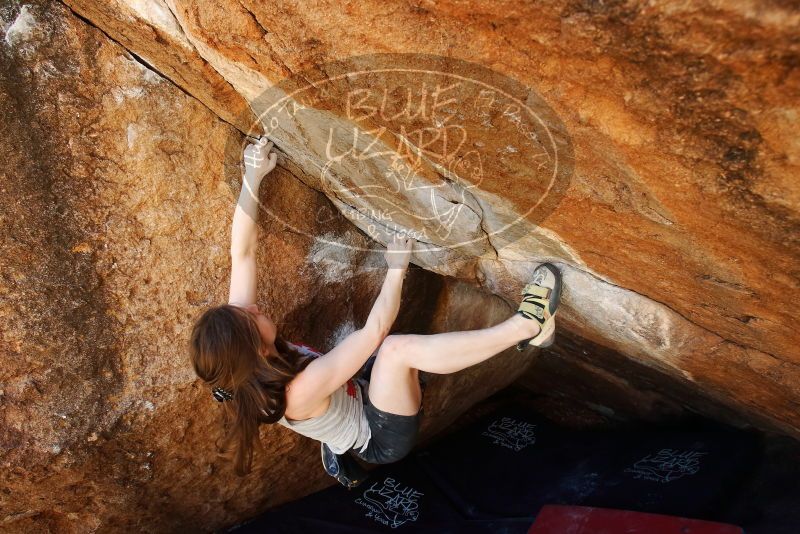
top-left (230, 454), bottom-right (531, 533)
top-left (229, 400), bottom-right (758, 533)
top-left (415, 405), bottom-right (758, 521)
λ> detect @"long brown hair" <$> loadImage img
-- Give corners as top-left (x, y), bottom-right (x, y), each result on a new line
top-left (189, 304), bottom-right (315, 476)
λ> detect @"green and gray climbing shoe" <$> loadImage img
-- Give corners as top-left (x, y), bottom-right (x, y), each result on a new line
top-left (516, 263), bottom-right (562, 351)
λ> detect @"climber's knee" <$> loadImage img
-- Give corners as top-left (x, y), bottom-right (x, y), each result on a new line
top-left (376, 334), bottom-right (410, 368)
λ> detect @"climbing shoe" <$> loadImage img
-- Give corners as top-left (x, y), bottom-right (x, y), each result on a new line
top-left (516, 262), bottom-right (562, 351)
top-left (321, 442), bottom-right (340, 478)
top-left (321, 442), bottom-right (369, 489)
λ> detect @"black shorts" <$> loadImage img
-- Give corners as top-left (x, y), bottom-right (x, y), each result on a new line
top-left (351, 381), bottom-right (423, 465)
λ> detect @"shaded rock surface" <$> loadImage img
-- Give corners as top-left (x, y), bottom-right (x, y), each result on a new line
top-left (0, 0), bottom-right (798, 532)
top-left (61, 0), bottom-right (800, 434)
top-left (0, 2), bottom-right (529, 531)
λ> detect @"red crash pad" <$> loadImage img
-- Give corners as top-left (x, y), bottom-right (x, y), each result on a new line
top-left (529, 505), bottom-right (743, 534)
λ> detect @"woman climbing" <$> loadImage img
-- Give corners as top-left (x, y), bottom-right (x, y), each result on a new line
top-left (189, 137), bottom-right (562, 485)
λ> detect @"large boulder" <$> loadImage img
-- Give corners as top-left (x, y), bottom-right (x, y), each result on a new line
top-left (3, 0), bottom-right (798, 531)
top-left (62, 0), bottom-right (799, 437)
top-left (0, 2), bottom-right (528, 531)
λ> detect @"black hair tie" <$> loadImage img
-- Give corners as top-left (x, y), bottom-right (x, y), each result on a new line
top-left (212, 386), bottom-right (233, 402)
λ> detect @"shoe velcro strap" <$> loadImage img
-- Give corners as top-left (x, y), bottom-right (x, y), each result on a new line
top-left (517, 300), bottom-right (548, 323)
top-left (521, 283), bottom-right (551, 299)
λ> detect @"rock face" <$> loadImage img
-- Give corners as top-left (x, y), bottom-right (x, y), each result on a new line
top-left (1, 0), bottom-right (798, 531)
top-left (0, 2), bottom-right (530, 531)
top-left (61, 0), bottom-right (799, 432)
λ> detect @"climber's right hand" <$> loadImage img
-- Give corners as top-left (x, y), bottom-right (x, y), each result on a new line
top-left (243, 137), bottom-right (277, 183)
top-left (384, 233), bottom-right (414, 270)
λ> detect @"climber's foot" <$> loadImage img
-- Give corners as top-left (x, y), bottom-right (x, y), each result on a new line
top-left (321, 443), bottom-right (340, 477)
top-left (511, 313), bottom-right (542, 340)
top-left (531, 316), bottom-right (556, 348)
top-left (515, 263), bottom-right (562, 351)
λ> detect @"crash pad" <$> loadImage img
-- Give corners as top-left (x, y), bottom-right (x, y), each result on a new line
top-left (229, 396), bottom-right (758, 532)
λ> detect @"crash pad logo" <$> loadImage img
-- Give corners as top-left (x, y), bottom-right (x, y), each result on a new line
top-left (624, 448), bottom-right (708, 483)
top-left (227, 53), bottom-right (573, 268)
top-left (354, 477), bottom-right (424, 528)
top-left (482, 417), bottom-right (537, 451)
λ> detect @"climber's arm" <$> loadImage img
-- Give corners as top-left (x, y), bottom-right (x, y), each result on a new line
top-left (292, 236), bottom-right (413, 401)
top-left (360, 234), bottom-right (414, 336)
top-left (228, 139), bottom-right (277, 307)
top-left (362, 262), bottom-right (408, 339)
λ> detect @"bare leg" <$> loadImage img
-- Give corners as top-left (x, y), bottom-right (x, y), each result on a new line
top-left (389, 314), bottom-right (539, 374)
top-left (367, 314), bottom-right (540, 416)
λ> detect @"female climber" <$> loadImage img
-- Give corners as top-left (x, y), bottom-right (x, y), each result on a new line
top-left (189, 137), bottom-right (562, 483)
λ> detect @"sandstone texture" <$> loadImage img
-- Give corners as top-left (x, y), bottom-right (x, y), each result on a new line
top-left (2, 0), bottom-right (799, 532)
top-left (0, 2), bottom-right (529, 531)
top-left (61, 0), bottom-right (799, 433)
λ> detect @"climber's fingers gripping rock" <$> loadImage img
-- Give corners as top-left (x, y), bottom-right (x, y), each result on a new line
top-left (384, 233), bottom-right (414, 270)
top-left (243, 137), bottom-right (278, 185)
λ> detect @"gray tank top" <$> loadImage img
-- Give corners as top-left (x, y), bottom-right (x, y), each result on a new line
top-left (276, 342), bottom-right (372, 455)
